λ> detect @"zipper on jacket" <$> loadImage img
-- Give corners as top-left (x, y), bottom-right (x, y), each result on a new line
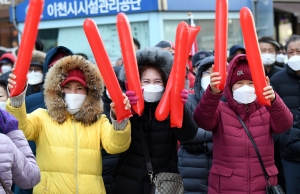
top-left (72, 117), bottom-right (79, 194)
top-left (245, 104), bottom-right (250, 113)
top-left (245, 116), bottom-right (250, 194)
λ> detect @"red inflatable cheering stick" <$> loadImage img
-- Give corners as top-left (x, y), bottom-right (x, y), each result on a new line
top-left (116, 13), bottom-right (144, 115)
top-left (155, 22), bottom-right (196, 127)
top-left (170, 22), bottom-right (190, 128)
top-left (155, 72), bottom-right (172, 122)
top-left (214, 0), bottom-right (228, 91)
top-left (83, 18), bottom-right (132, 122)
top-left (186, 25), bottom-right (201, 58)
top-left (10, 0), bottom-right (44, 97)
top-left (240, 7), bottom-right (270, 106)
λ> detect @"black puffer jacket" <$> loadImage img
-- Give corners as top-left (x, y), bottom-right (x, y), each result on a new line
top-left (110, 102), bottom-right (197, 194)
top-left (271, 65), bottom-right (300, 161)
top-left (265, 64), bottom-right (283, 78)
top-left (287, 107), bottom-right (300, 159)
top-left (111, 47), bottom-right (197, 194)
top-left (178, 57), bottom-right (213, 194)
top-left (101, 65), bottom-right (125, 194)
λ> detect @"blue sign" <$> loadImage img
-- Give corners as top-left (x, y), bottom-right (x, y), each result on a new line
top-left (166, 0), bottom-right (252, 11)
top-left (12, 0), bottom-right (159, 22)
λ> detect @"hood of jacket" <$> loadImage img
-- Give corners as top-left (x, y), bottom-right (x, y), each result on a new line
top-left (194, 56), bottom-right (214, 101)
top-left (43, 46), bottom-right (73, 76)
top-left (44, 55), bottom-right (104, 125)
top-left (224, 54), bottom-right (261, 117)
top-left (118, 47), bottom-right (173, 85)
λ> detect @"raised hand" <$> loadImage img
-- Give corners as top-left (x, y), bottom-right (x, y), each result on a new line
top-left (125, 90), bottom-right (139, 105)
top-left (263, 76), bottom-right (275, 103)
top-left (209, 65), bottom-right (222, 94)
top-left (110, 93), bottom-right (131, 116)
top-left (180, 89), bottom-right (188, 103)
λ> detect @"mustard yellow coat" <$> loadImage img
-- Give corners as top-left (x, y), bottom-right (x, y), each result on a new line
top-left (7, 102), bottom-right (131, 194)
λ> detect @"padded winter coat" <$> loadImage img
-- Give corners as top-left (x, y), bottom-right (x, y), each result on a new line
top-left (178, 59), bottom-right (214, 194)
top-left (271, 65), bottom-right (300, 161)
top-left (193, 54), bottom-right (293, 194)
top-left (111, 102), bottom-right (197, 194)
top-left (0, 130), bottom-right (40, 193)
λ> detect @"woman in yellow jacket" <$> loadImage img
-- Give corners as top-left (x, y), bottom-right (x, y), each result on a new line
top-left (6, 55), bottom-right (131, 194)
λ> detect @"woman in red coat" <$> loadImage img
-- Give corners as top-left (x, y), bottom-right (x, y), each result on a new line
top-left (193, 54), bottom-right (293, 194)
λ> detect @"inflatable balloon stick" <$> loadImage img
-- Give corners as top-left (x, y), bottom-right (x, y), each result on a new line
top-left (155, 22), bottom-right (191, 127)
top-left (10, 0), bottom-right (44, 97)
top-left (170, 22), bottom-right (190, 128)
top-left (116, 13), bottom-right (144, 115)
top-left (186, 25), bottom-right (201, 57)
top-left (240, 7), bottom-right (271, 106)
top-left (214, 0), bottom-right (228, 91)
top-left (155, 71), bottom-right (173, 121)
top-left (83, 18), bottom-right (132, 122)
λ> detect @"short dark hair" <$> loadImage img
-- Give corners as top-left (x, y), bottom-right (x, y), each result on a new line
top-left (35, 38), bottom-right (44, 51)
top-left (133, 38), bottom-right (141, 50)
top-left (285, 34), bottom-right (300, 52)
top-left (258, 36), bottom-right (280, 52)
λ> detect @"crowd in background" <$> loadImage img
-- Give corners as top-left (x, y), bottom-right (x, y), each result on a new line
top-left (0, 33), bottom-right (299, 194)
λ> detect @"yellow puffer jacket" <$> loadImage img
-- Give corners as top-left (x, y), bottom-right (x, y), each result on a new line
top-left (7, 103), bottom-right (131, 194)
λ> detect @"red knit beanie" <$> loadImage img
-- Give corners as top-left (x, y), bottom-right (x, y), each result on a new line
top-left (230, 61), bottom-right (252, 88)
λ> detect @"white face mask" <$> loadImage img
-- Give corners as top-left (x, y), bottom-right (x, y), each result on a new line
top-left (276, 54), bottom-right (287, 63)
top-left (27, 71), bottom-right (44, 85)
top-left (1, 65), bottom-right (12, 74)
top-left (0, 101), bottom-right (6, 110)
top-left (142, 84), bottom-right (164, 102)
top-left (233, 85), bottom-right (257, 104)
top-left (64, 94), bottom-right (87, 114)
top-left (201, 76), bottom-right (210, 90)
top-left (288, 55), bottom-right (300, 71)
top-left (261, 53), bottom-right (276, 66)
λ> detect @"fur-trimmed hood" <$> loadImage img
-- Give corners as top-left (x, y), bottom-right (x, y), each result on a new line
top-left (44, 55), bottom-right (104, 125)
top-left (119, 47), bottom-right (173, 84)
top-left (31, 50), bottom-right (46, 67)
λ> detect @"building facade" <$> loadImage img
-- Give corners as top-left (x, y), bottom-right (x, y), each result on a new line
top-left (10, 0), bottom-right (281, 61)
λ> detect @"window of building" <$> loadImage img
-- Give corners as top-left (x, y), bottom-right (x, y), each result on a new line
top-left (57, 21), bottom-right (149, 64)
top-left (38, 28), bottom-right (59, 52)
top-left (163, 19), bottom-right (243, 53)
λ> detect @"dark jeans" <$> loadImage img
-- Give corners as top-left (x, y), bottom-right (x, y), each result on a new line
top-left (282, 159), bottom-right (300, 194)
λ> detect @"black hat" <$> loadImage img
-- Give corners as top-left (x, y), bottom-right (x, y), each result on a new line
top-left (192, 51), bottom-right (213, 67)
top-left (155, 40), bottom-right (175, 49)
top-left (229, 45), bottom-right (245, 56)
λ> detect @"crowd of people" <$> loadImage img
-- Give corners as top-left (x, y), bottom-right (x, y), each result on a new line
top-left (0, 33), bottom-right (299, 194)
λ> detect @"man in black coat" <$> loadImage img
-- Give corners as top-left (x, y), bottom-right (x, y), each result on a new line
top-left (259, 37), bottom-right (283, 78)
top-left (271, 34), bottom-right (300, 194)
